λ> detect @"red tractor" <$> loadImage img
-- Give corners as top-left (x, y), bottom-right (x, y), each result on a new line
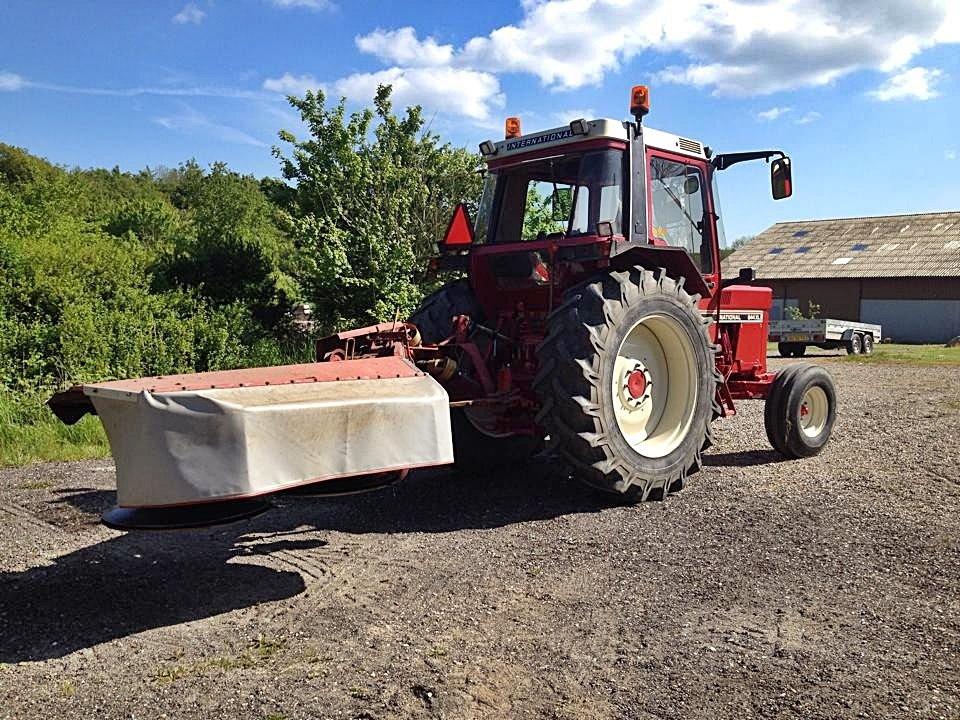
top-left (50, 86), bottom-right (836, 527)
top-left (315, 86), bottom-right (837, 501)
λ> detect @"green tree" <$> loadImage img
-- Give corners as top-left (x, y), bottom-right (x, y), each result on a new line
top-left (154, 161), bottom-right (298, 327)
top-left (273, 85), bottom-right (482, 332)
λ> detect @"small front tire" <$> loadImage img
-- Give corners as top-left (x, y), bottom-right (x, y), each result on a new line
top-left (764, 364), bottom-right (836, 458)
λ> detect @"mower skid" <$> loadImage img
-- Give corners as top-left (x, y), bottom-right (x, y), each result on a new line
top-left (75, 357), bottom-right (453, 508)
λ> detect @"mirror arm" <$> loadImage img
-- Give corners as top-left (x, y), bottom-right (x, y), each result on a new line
top-left (712, 150), bottom-right (785, 171)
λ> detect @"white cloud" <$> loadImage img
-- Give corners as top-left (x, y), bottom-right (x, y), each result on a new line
top-left (868, 66), bottom-right (944, 101)
top-left (550, 108), bottom-right (597, 125)
top-left (153, 105), bottom-right (268, 147)
top-left (269, 0), bottom-right (332, 9)
top-left (172, 3), bottom-right (205, 24)
top-left (264, 1), bottom-right (960, 123)
top-left (946, 149), bottom-right (957, 161)
top-left (361, 0), bottom-right (957, 98)
top-left (263, 72), bottom-right (324, 95)
top-left (756, 106), bottom-right (791, 121)
top-left (356, 27), bottom-right (453, 67)
top-left (795, 110), bottom-right (822, 124)
top-left (0, 72), bottom-right (25, 91)
top-left (333, 67), bottom-right (503, 121)
top-left (263, 65), bottom-right (503, 122)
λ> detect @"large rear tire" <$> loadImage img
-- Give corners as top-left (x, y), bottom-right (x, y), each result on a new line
top-left (409, 281), bottom-right (535, 468)
top-left (450, 409), bottom-right (538, 471)
top-left (408, 279), bottom-right (483, 344)
top-left (534, 267), bottom-right (718, 501)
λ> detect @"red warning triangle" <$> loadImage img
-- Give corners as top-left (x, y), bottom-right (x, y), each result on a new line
top-left (443, 203), bottom-right (474, 246)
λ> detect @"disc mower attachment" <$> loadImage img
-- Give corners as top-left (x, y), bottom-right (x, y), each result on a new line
top-left (51, 357), bottom-right (453, 523)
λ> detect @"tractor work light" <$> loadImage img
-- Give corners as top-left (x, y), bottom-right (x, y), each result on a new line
top-left (569, 118), bottom-right (588, 135)
top-left (630, 85), bottom-right (650, 119)
top-left (505, 116), bottom-right (522, 138)
top-left (479, 139), bottom-right (497, 156)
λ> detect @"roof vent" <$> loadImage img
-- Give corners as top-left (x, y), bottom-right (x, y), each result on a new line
top-left (677, 137), bottom-right (702, 154)
top-left (769, 247), bottom-right (784, 255)
top-left (945, 240), bottom-right (960, 250)
top-left (851, 243), bottom-right (868, 251)
top-left (832, 257), bottom-right (852, 265)
top-left (795, 246), bottom-right (812, 253)
top-left (792, 230), bottom-right (810, 238)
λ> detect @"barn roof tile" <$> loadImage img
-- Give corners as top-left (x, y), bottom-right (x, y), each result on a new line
top-left (722, 211), bottom-right (960, 279)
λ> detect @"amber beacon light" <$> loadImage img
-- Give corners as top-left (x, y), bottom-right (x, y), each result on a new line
top-left (504, 117), bottom-right (522, 139)
top-left (630, 85), bottom-right (650, 120)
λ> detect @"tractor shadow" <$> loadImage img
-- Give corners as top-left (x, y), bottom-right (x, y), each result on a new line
top-left (703, 449), bottom-right (788, 467)
top-left (280, 462), bottom-right (622, 535)
top-left (0, 463), bottom-right (617, 663)
top-left (0, 488), bottom-right (328, 663)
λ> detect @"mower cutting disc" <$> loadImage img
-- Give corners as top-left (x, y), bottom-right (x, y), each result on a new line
top-left (102, 498), bottom-right (272, 530)
top-left (282, 470), bottom-right (407, 498)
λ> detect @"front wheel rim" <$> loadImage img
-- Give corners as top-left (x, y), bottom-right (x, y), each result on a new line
top-left (798, 385), bottom-right (829, 438)
top-left (611, 313), bottom-right (698, 459)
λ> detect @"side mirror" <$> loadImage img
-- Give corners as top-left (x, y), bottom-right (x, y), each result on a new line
top-left (771, 157), bottom-right (792, 200)
top-left (738, 267), bottom-right (756, 283)
top-left (551, 187), bottom-right (572, 221)
top-left (596, 220), bottom-right (615, 238)
top-left (684, 175), bottom-right (700, 195)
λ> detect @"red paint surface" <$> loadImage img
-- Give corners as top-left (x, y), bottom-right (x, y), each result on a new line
top-left (626, 370), bottom-right (647, 399)
top-left (84, 356), bottom-right (422, 396)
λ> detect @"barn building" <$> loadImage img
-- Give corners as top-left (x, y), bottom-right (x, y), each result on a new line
top-left (722, 212), bottom-right (960, 343)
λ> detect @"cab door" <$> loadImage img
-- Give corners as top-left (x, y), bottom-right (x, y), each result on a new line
top-left (645, 149), bottom-right (720, 310)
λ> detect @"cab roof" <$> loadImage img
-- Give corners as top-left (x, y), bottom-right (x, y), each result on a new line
top-left (484, 118), bottom-right (707, 163)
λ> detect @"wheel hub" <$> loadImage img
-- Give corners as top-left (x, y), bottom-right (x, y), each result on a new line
top-left (621, 364), bottom-right (652, 409)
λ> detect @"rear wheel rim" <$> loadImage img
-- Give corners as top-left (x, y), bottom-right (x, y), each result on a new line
top-left (798, 385), bottom-right (829, 437)
top-left (611, 313), bottom-right (698, 459)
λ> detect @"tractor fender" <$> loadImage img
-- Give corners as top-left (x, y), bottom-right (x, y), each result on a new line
top-left (609, 245), bottom-right (712, 298)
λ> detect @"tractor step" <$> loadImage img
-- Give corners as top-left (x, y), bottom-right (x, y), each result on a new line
top-left (55, 357), bottom-right (453, 513)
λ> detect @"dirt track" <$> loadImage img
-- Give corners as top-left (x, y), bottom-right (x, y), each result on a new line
top-left (1, 355), bottom-right (959, 720)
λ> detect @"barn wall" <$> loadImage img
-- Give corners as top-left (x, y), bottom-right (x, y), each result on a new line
top-left (759, 277), bottom-right (960, 342)
top-left (763, 279), bottom-right (860, 320)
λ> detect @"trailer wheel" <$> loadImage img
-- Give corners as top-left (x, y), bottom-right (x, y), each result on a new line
top-left (764, 364), bottom-right (836, 458)
top-left (408, 279), bottom-right (483, 344)
top-left (861, 334), bottom-right (874, 355)
top-left (846, 333), bottom-right (863, 355)
top-left (778, 342), bottom-right (806, 358)
top-left (534, 267), bottom-right (717, 502)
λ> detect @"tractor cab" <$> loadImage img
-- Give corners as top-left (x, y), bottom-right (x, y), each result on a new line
top-left (443, 87), bottom-right (792, 331)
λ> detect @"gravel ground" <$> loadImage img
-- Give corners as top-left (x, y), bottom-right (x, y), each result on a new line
top-left (1, 355), bottom-right (958, 720)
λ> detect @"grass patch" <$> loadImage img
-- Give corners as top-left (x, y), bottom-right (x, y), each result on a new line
top-left (842, 343), bottom-right (960, 366)
top-left (154, 635), bottom-right (287, 684)
top-left (767, 342), bottom-right (960, 366)
top-left (0, 389), bottom-right (109, 467)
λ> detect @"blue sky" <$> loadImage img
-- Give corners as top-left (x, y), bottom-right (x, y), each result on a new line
top-left (1, 0), bottom-right (958, 240)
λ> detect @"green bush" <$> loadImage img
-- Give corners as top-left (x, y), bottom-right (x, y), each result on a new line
top-left (0, 87), bottom-right (482, 466)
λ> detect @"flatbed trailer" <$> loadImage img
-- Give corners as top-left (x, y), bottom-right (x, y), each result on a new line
top-left (769, 318), bottom-right (882, 357)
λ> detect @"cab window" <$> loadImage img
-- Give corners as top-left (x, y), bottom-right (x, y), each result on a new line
top-left (476, 149), bottom-right (625, 244)
top-left (649, 156), bottom-right (713, 273)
